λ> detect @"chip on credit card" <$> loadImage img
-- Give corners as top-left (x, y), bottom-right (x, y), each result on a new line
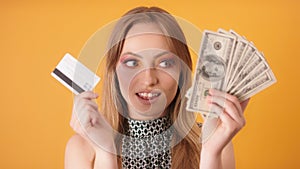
top-left (51, 53), bottom-right (100, 95)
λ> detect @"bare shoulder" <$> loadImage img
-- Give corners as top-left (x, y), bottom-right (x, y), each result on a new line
top-left (66, 134), bottom-right (95, 157)
top-left (65, 134), bottom-right (95, 169)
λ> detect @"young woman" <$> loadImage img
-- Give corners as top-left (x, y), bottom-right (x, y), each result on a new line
top-left (65, 6), bottom-right (249, 169)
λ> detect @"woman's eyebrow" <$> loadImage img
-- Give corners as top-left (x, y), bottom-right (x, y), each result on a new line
top-left (121, 51), bottom-right (170, 59)
top-left (121, 52), bottom-right (143, 58)
top-left (154, 51), bottom-right (171, 58)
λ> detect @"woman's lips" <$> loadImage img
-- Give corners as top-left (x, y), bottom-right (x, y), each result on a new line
top-left (135, 92), bottom-right (161, 104)
top-left (137, 92), bottom-right (160, 99)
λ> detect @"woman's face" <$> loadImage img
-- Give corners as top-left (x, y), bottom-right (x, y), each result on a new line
top-left (116, 23), bottom-right (181, 120)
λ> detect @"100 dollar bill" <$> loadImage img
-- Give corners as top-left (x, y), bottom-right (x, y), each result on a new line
top-left (235, 70), bottom-right (276, 101)
top-left (186, 30), bottom-right (236, 116)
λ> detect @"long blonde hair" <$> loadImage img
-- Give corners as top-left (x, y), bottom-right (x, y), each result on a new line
top-left (101, 6), bottom-right (201, 168)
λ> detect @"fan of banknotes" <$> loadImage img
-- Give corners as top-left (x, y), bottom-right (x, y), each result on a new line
top-left (186, 29), bottom-right (276, 117)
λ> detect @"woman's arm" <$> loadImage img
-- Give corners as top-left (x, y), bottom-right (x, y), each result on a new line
top-left (200, 89), bottom-right (249, 169)
top-left (65, 91), bottom-right (118, 169)
top-left (93, 147), bottom-right (118, 169)
top-left (200, 142), bottom-right (235, 169)
top-left (65, 134), bottom-right (95, 169)
top-left (65, 134), bottom-right (118, 169)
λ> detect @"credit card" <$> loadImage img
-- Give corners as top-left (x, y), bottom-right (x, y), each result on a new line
top-left (51, 53), bottom-right (100, 95)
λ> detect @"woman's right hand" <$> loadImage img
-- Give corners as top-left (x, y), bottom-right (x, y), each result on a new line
top-left (70, 91), bottom-right (116, 153)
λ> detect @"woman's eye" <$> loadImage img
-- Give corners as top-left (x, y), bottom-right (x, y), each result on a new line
top-left (123, 59), bottom-right (138, 67)
top-left (159, 59), bottom-right (175, 68)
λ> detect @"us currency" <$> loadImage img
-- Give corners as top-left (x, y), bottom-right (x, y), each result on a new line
top-left (186, 29), bottom-right (276, 117)
top-left (228, 51), bottom-right (267, 93)
top-left (185, 87), bottom-right (192, 98)
top-left (186, 30), bottom-right (236, 116)
top-left (217, 29), bottom-right (236, 86)
top-left (218, 29), bottom-right (249, 89)
top-left (229, 53), bottom-right (270, 94)
top-left (235, 70), bottom-right (276, 101)
top-left (227, 39), bottom-right (256, 89)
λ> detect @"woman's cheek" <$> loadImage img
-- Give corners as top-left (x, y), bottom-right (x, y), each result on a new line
top-left (116, 65), bottom-right (142, 99)
top-left (160, 69), bottom-right (180, 89)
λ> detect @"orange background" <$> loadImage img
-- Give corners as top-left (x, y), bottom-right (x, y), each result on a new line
top-left (1, 0), bottom-right (299, 168)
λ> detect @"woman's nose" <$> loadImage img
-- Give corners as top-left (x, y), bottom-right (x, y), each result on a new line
top-left (142, 68), bottom-right (158, 86)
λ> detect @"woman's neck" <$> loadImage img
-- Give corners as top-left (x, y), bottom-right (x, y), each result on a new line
top-left (126, 107), bottom-right (169, 121)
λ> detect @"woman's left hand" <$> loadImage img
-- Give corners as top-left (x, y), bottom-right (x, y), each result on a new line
top-left (201, 89), bottom-right (250, 155)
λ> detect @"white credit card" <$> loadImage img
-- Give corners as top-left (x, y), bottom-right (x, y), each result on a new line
top-left (51, 53), bottom-right (100, 95)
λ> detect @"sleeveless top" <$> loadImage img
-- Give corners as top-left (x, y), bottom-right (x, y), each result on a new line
top-left (121, 116), bottom-right (173, 169)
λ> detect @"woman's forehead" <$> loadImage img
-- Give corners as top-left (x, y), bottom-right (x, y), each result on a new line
top-left (126, 22), bottom-right (164, 38)
top-left (122, 35), bottom-right (170, 54)
top-left (120, 23), bottom-right (180, 58)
